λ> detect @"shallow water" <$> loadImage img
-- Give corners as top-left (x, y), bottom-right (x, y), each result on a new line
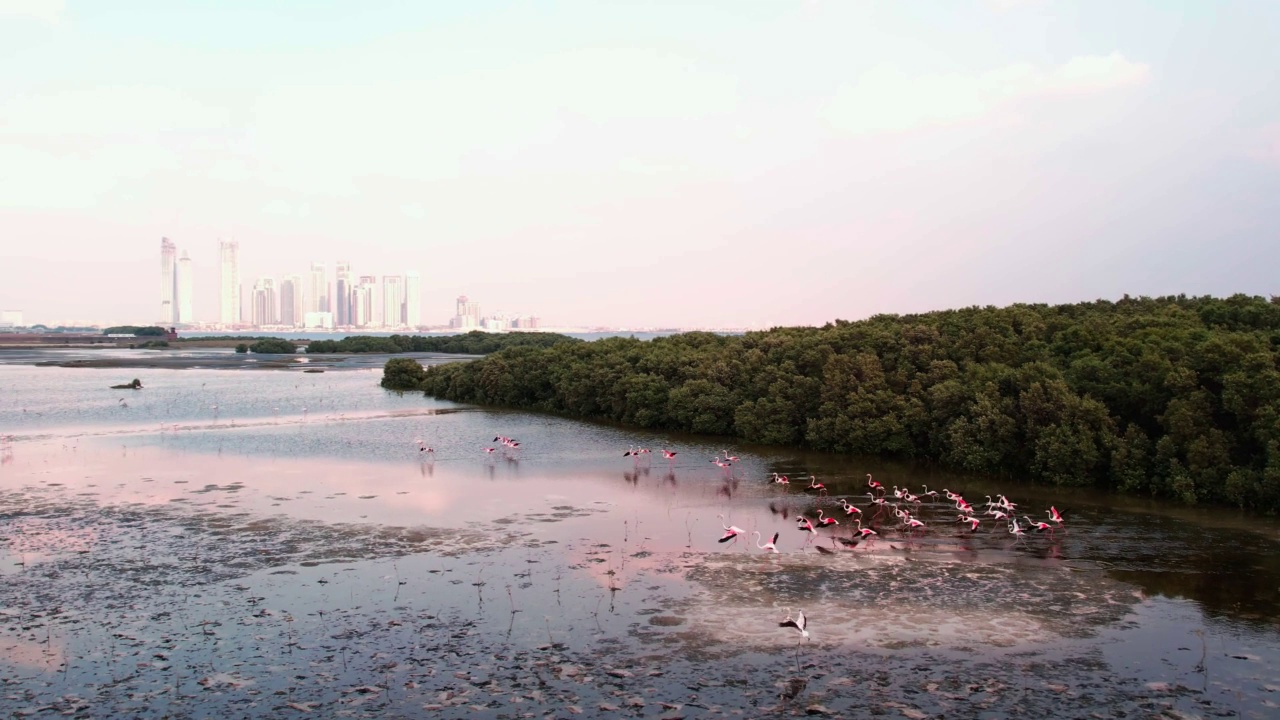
top-left (2, 360), bottom-right (1280, 718)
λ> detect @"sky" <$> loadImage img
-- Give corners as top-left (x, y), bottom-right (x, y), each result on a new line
top-left (1, 0), bottom-right (1278, 328)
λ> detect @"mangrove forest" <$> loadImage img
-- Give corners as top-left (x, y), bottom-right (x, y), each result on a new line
top-left (385, 295), bottom-right (1280, 512)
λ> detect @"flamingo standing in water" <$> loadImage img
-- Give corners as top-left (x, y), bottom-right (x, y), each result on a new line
top-left (662, 449), bottom-right (677, 466)
top-left (753, 531), bottom-right (780, 554)
top-left (804, 476), bottom-right (827, 495)
top-left (772, 473), bottom-right (790, 485)
top-left (840, 499), bottom-right (862, 517)
top-left (866, 473), bottom-right (883, 495)
top-left (717, 515), bottom-right (746, 544)
top-left (1008, 518), bottom-right (1026, 542)
top-left (815, 509), bottom-right (839, 527)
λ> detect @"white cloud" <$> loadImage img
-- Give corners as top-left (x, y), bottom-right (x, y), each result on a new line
top-left (823, 52), bottom-right (1150, 135)
top-left (0, 0), bottom-right (64, 24)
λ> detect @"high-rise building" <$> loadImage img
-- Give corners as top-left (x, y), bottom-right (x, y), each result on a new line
top-left (279, 275), bottom-right (304, 327)
top-left (176, 250), bottom-right (193, 324)
top-left (308, 262), bottom-right (328, 315)
top-left (159, 238), bottom-right (177, 324)
top-left (452, 295), bottom-right (480, 329)
top-left (334, 261), bottom-right (352, 327)
top-left (251, 277), bottom-right (278, 327)
top-left (382, 275), bottom-right (404, 328)
top-left (219, 239), bottom-right (241, 325)
top-left (404, 271), bottom-right (421, 328)
top-left (354, 276), bottom-right (378, 327)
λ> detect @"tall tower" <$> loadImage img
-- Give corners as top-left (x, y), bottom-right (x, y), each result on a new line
top-left (219, 239), bottom-right (241, 325)
top-left (251, 277), bottom-right (278, 327)
top-left (309, 262), bottom-right (328, 315)
top-left (279, 275), bottom-right (304, 327)
top-left (334, 261), bottom-right (351, 327)
top-left (176, 250), bottom-right (194, 324)
top-left (356, 275), bottom-right (379, 327)
top-left (404, 271), bottom-right (421, 328)
top-left (159, 238), bottom-right (177, 324)
top-left (382, 275), bottom-right (404, 328)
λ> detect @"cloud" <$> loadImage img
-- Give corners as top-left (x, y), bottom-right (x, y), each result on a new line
top-left (823, 52), bottom-right (1150, 135)
top-left (1253, 124), bottom-right (1280, 166)
top-left (0, 0), bottom-right (64, 24)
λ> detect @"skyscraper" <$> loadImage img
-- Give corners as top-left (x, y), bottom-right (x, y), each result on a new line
top-left (334, 261), bottom-right (351, 327)
top-left (355, 275), bottom-right (379, 327)
top-left (159, 238), bottom-right (176, 325)
top-left (176, 250), bottom-right (193, 324)
top-left (279, 275), bottom-right (304, 327)
top-left (404, 271), bottom-right (421, 328)
top-left (251, 277), bottom-right (278, 327)
top-left (452, 295), bottom-right (480, 329)
top-left (382, 275), bottom-right (404, 328)
top-left (219, 239), bottom-right (241, 325)
top-left (309, 262), bottom-right (328, 315)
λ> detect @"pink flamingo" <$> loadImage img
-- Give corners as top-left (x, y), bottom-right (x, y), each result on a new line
top-left (717, 514), bottom-right (746, 544)
top-left (753, 531), bottom-right (780, 553)
top-left (815, 509), bottom-right (839, 527)
top-left (1024, 516), bottom-right (1056, 536)
top-left (840, 499), bottom-right (862, 517)
top-left (779, 609), bottom-right (809, 639)
top-left (957, 515), bottom-right (980, 532)
top-left (796, 517), bottom-right (818, 535)
top-left (804, 476), bottom-right (827, 495)
top-left (662, 449), bottom-right (677, 466)
top-left (772, 473), bottom-right (790, 485)
top-left (1047, 506), bottom-right (1065, 525)
top-left (867, 473), bottom-right (884, 495)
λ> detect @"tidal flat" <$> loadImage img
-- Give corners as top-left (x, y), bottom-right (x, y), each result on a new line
top-left (2, 357), bottom-right (1279, 718)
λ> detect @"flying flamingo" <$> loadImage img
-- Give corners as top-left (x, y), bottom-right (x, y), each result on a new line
top-left (623, 445), bottom-right (637, 458)
top-left (662, 449), bottom-right (677, 466)
top-left (753, 531), bottom-right (780, 554)
top-left (957, 515), bottom-right (981, 532)
top-left (717, 515), bottom-right (746, 544)
top-left (1024, 516), bottom-right (1056, 535)
top-left (796, 517), bottom-right (818, 535)
top-left (779, 609), bottom-right (810, 639)
top-left (721, 450), bottom-right (740, 463)
top-left (1047, 506), bottom-right (1065, 525)
top-left (1008, 519), bottom-right (1026, 542)
top-left (483, 447), bottom-right (496, 460)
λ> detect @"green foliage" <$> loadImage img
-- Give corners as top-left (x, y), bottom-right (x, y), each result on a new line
top-left (103, 326), bottom-right (168, 336)
top-left (381, 357), bottom-right (429, 390)
top-left (306, 331), bottom-right (580, 355)
top-left (248, 338), bottom-right (296, 354)
top-left (234, 343), bottom-right (249, 354)
top-left (395, 294), bottom-right (1280, 511)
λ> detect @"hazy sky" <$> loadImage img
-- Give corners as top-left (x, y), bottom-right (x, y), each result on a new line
top-left (1, 0), bottom-right (1278, 327)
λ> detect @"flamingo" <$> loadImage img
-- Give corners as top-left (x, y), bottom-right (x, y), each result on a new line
top-left (721, 450), bottom-right (740, 463)
top-left (753, 531), bottom-right (780, 554)
top-left (662, 449), bottom-right (677, 465)
top-left (623, 445), bottom-right (637, 458)
top-left (1047, 506), bottom-right (1065, 525)
top-left (779, 608), bottom-right (809, 639)
top-left (1008, 519), bottom-right (1026, 542)
top-left (1024, 516), bottom-right (1056, 535)
top-left (796, 517), bottom-right (818, 535)
top-left (483, 447), bottom-right (496, 460)
top-left (957, 515), bottom-right (981, 532)
top-left (804, 476), bottom-right (827, 495)
top-left (815, 509), bottom-right (839, 527)
top-left (840, 499), bottom-right (862, 517)
top-left (717, 515), bottom-right (746, 544)
top-left (772, 473), bottom-right (790, 485)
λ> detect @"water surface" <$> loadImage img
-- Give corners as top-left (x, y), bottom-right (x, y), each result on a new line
top-left (2, 362), bottom-right (1279, 717)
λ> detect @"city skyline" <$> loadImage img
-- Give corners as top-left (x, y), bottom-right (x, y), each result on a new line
top-left (2, 2), bottom-right (1278, 327)
top-left (162, 239), bottom-right (433, 329)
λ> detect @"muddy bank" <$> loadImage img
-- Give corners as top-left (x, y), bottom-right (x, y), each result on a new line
top-left (1, 488), bottom-right (1265, 719)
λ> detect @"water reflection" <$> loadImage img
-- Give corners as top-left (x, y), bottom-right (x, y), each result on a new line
top-left (3, 363), bottom-right (1280, 717)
